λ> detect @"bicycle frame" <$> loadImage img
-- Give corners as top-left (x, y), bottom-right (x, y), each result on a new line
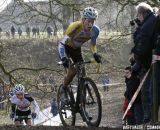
top-left (70, 61), bottom-right (91, 113)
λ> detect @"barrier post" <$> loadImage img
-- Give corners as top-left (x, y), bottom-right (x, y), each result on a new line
top-left (152, 50), bottom-right (159, 122)
top-left (152, 35), bottom-right (160, 122)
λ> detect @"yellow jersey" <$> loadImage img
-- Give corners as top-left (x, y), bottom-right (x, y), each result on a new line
top-left (65, 21), bottom-right (100, 48)
top-left (58, 21), bottom-right (100, 58)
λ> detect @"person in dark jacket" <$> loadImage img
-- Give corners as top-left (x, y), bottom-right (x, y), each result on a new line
top-left (0, 27), bottom-right (2, 38)
top-left (18, 27), bottom-right (22, 39)
top-left (131, 2), bottom-right (157, 123)
top-left (46, 26), bottom-right (53, 38)
top-left (32, 27), bottom-right (37, 38)
top-left (50, 98), bottom-right (58, 117)
top-left (124, 66), bottom-right (143, 125)
top-left (123, 66), bottom-right (135, 125)
top-left (36, 27), bottom-right (40, 38)
top-left (11, 25), bottom-right (16, 38)
top-left (26, 26), bottom-right (31, 38)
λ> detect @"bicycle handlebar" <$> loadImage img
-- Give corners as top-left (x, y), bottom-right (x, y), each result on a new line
top-left (71, 60), bottom-right (92, 66)
top-left (57, 60), bottom-right (101, 73)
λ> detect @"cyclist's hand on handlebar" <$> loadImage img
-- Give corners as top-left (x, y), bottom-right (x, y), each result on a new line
top-left (10, 112), bottom-right (15, 119)
top-left (61, 57), bottom-right (69, 68)
top-left (31, 112), bottom-right (37, 119)
top-left (93, 53), bottom-right (102, 63)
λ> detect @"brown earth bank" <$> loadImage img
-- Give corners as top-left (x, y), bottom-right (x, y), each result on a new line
top-left (0, 38), bottom-right (132, 127)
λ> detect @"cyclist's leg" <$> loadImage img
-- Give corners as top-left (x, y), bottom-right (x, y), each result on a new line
top-left (14, 116), bottom-right (23, 126)
top-left (62, 65), bottom-right (76, 102)
top-left (64, 66), bottom-right (76, 87)
top-left (25, 119), bottom-right (32, 126)
top-left (14, 109), bottom-right (23, 126)
top-left (14, 120), bottom-right (21, 126)
top-left (63, 45), bottom-right (83, 88)
top-left (24, 110), bottom-right (32, 125)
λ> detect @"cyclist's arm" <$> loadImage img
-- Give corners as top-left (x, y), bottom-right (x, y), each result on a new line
top-left (58, 35), bottom-right (70, 59)
top-left (25, 94), bottom-right (40, 114)
top-left (10, 95), bottom-right (17, 113)
top-left (90, 25), bottom-right (100, 54)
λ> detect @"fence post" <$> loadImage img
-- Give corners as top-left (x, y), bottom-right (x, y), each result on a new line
top-left (152, 50), bottom-right (158, 122)
top-left (152, 35), bottom-right (160, 122)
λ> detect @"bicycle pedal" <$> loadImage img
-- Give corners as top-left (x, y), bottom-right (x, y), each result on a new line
top-left (61, 111), bottom-right (66, 115)
top-left (65, 113), bottom-right (67, 118)
top-left (82, 122), bottom-right (87, 126)
top-left (88, 116), bottom-right (92, 120)
top-left (62, 111), bottom-right (69, 118)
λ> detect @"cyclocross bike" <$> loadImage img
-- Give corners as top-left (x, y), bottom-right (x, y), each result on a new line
top-left (57, 60), bottom-right (102, 127)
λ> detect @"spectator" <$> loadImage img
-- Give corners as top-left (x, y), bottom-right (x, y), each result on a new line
top-left (26, 26), bottom-right (31, 38)
top-left (32, 27), bottom-right (37, 38)
top-left (46, 26), bottom-right (53, 38)
top-left (0, 27), bottom-right (2, 38)
top-left (11, 25), bottom-right (16, 38)
top-left (50, 98), bottom-right (58, 117)
top-left (124, 66), bottom-right (143, 125)
top-left (18, 27), bottom-right (22, 39)
top-left (131, 2), bottom-right (157, 123)
top-left (36, 27), bottom-right (40, 38)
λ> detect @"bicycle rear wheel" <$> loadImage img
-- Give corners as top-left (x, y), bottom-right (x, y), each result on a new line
top-left (80, 77), bottom-right (102, 127)
top-left (57, 84), bottom-right (76, 126)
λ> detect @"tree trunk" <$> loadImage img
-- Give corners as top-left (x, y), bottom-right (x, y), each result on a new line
top-left (130, 4), bottom-right (135, 46)
top-left (53, 20), bottom-right (58, 36)
top-left (62, 5), bottom-right (71, 33)
top-left (73, 0), bottom-right (81, 21)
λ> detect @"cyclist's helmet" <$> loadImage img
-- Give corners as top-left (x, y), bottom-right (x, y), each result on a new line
top-left (14, 84), bottom-right (25, 94)
top-left (82, 7), bottom-right (98, 19)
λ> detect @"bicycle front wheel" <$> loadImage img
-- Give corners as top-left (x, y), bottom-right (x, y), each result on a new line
top-left (57, 84), bottom-right (76, 126)
top-left (80, 77), bottom-right (102, 127)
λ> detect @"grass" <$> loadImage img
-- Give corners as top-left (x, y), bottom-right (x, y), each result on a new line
top-left (0, 31), bottom-right (128, 41)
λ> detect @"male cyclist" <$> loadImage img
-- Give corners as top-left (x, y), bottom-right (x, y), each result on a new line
top-left (10, 84), bottom-right (40, 126)
top-left (58, 7), bottom-right (102, 94)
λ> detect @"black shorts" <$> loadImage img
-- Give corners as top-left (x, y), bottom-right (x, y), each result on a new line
top-left (14, 109), bottom-right (31, 122)
top-left (65, 45), bottom-right (83, 63)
